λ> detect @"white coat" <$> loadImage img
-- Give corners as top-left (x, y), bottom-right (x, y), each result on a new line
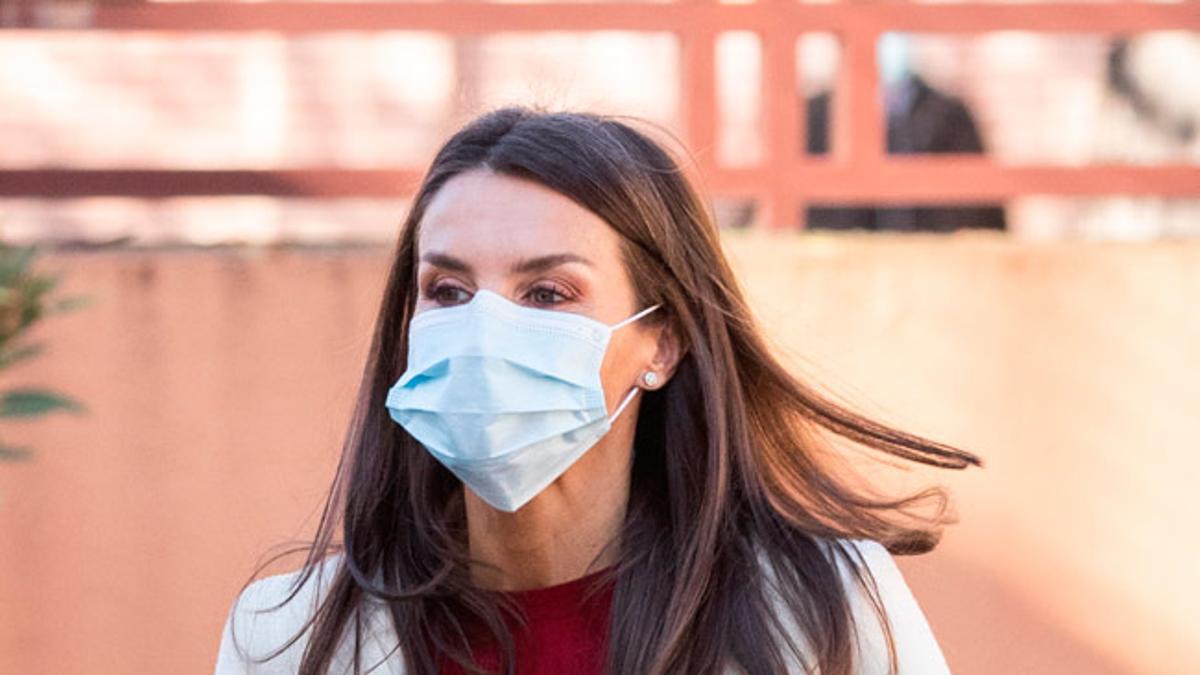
top-left (213, 537), bottom-right (952, 674)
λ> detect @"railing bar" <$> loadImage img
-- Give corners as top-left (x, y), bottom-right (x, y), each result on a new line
top-left (2, 3), bottom-right (1194, 34)
top-left (3, 166), bottom-right (1198, 200)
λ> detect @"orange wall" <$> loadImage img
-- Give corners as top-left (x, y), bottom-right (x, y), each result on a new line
top-left (1, 232), bottom-right (1196, 674)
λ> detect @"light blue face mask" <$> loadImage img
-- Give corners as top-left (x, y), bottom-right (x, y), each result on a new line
top-left (384, 289), bottom-right (662, 512)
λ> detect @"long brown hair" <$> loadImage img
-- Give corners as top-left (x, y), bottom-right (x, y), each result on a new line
top-left (230, 105), bottom-right (982, 675)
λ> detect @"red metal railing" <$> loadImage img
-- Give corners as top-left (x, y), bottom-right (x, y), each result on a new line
top-left (2, 1), bottom-right (1199, 229)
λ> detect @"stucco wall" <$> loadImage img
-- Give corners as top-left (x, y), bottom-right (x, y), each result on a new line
top-left (1, 231), bottom-right (1196, 674)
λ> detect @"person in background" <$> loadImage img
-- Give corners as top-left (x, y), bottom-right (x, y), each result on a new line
top-left (1071, 34), bottom-right (1200, 239)
top-left (805, 33), bottom-right (1007, 233)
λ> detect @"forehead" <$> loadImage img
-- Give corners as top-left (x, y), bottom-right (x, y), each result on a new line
top-left (416, 168), bottom-right (618, 260)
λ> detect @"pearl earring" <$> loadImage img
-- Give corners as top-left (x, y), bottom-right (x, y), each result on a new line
top-left (642, 371), bottom-right (659, 388)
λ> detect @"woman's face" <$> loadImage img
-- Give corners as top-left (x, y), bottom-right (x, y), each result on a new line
top-left (412, 168), bottom-right (669, 499)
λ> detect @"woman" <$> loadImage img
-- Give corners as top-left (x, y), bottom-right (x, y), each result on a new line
top-left (214, 106), bottom-right (982, 675)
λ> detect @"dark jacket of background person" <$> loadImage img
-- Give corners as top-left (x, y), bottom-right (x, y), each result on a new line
top-left (806, 75), bottom-right (1008, 232)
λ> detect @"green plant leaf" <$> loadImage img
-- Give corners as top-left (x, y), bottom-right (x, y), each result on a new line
top-left (0, 342), bottom-right (45, 369)
top-left (0, 444), bottom-right (34, 461)
top-left (0, 245), bottom-right (37, 287)
top-left (17, 273), bottom-right (61, 331)
top-left (0, 389), bottom-right (86, 418)
top-left (25, 272), bottom-right (61, 299)
top-left (47, 294), bottom-right (93, 314)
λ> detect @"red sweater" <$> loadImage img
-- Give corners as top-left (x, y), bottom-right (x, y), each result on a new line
top-left (438, 566), bottom-right (616, 675)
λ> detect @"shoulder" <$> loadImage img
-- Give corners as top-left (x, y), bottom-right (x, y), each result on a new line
top-left (213, 552), bottom-right (401, 675)
top-left (759, 537), bottom-right (953, 675)
top-left (826, 537), bottom-right (952, 675)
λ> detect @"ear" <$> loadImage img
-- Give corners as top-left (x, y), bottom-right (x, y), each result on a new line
top-left (644, 319), bottom-right (685, 389)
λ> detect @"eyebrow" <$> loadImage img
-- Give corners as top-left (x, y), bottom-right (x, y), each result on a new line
top-left (419, 252), bottom-right (594, 275)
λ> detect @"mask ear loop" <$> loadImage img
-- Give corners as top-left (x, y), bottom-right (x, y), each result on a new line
top-left (606, 303), bottom-right (663, 424)
top-left (610, 303), bottom-right (661, 331)
top-left (608, 385), bottom-right (642, 425)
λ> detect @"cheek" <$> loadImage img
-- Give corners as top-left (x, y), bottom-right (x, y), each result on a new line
top-left (598, 332), bottom-right (651, 404)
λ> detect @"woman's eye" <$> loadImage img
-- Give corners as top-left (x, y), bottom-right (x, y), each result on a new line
top-left (426, 283), bottom-right (470, 306)
top-left (527, 284), bottom-right (570, 306)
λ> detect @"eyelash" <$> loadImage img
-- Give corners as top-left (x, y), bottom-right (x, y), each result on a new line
top-left (424, 279), bottom-right (575, 308)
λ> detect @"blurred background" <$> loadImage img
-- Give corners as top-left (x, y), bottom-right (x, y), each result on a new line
top-left (0, 0), bottom-right (1197, 673)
